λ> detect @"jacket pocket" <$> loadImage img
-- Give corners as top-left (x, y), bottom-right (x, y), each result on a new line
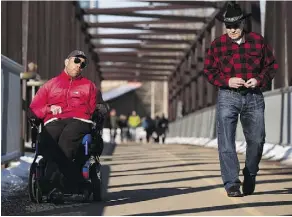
top-left (69, 91), bottom-right (87, 107)
top-left (245, 50), bottom-right (262, 70)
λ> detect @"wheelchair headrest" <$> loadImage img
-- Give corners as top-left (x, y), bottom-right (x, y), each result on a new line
top-left (82, 134), bottom-right (92, 145)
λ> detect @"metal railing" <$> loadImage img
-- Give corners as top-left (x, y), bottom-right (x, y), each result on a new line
top-left (168, 87), bottom-right (292, 147)
top-left (1, 55), bottom-right (23, 164)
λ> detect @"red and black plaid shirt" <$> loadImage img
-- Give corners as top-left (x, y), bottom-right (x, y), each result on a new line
top-left (203, 31), bottom-right (278, 88)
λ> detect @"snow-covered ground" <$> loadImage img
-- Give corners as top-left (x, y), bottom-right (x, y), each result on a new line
top-left (165, 137), bottom-right (292, 166)
top-left (1, 153), bottom-right (35, 198)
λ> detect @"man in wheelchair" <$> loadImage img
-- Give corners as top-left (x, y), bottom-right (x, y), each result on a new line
top-left (28, 50), bottom-right (108, 203)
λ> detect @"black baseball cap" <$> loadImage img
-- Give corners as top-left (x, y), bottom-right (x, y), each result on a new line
top-left (67, 50), bottom-right (87, 60)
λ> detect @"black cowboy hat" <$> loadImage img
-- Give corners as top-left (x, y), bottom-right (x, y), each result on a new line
top-left (216, 1), bottom-right (251, 24)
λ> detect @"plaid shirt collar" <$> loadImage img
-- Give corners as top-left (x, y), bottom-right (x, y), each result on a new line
top-left (226, 32), bottom-right (254, 45)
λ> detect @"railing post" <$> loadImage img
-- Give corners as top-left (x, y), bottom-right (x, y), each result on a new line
top-left (197, 38), bottom-right (204, 109)
top-left (191, 46), bottom-right (198, 112)
top-left (21, 1), bottom-right (29, 155)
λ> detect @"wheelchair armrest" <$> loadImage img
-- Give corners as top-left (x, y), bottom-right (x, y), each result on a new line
top-left (29, 118), bottom-right (41, 127)
top-left (83, 131), bottom-right (104, 157)
top-left (82, 134), bottom-right (92, 145)
top-left (82, 134), bottom-right (93, 156)
top-left (31, 125), bottom-right (39, 144)
top-left (27, 108), bottom-right (42, 127)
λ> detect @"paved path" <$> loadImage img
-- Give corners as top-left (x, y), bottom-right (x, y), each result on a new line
top-left (2, 142), bottom-right (292, 216)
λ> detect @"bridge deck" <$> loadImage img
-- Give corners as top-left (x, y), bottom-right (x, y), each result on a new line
top-left (2, 142), bottom-right (292, 215)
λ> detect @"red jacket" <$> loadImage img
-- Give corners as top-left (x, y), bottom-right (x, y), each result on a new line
top-left (30, 71), bottom-right (98, 123)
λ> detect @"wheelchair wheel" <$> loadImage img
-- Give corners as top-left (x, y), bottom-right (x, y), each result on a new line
top-left (28, 162), bottom-right (43, 203)
top-left (90, 163), bottom-right (102, 201)
top-left (28, 163), bottom-right (37, 203)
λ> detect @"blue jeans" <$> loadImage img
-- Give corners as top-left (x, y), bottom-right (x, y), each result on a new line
top-left (216, 88), bottom-right (265, 190)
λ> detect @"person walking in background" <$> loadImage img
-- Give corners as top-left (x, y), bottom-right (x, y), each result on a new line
top-left (158, 114), bottom-right (169, 144)
top-left (127, 110), bottom-right (141, 142)
top-left (118, 114), bottom-right (128, 143)
top-left (203, 2), bottom-right (278, 197)
top-left (153, 115), bottom-right (161, 143)
top-left (143, 115), bottom-right (155, 143)
top-left (140, 117), bottom-right (147, 142)
top-left (109, 109), bottom-right (118, 143)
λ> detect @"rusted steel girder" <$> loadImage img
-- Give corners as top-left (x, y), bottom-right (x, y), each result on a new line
top-left (102, 74), bottom-right (168, 81)
top-left (100, 60), bottom-right (178, 67)
top-left (83, 9), bottom-right (207, 23)
top-left (91, 32), bottom-right (198, 38)
top-left (101, 70), bottom-right (171, 76)
top-left (99, 57), bottom-right (180, 65)
top-left (92, 34), bottom-right (192, 44)
top-left (98, 53), bottom-right (182, 60)
top-left (99, 62), bottom-right (175, 70)
top-left (140, 1), bottom-right (218, 8)
top-left (88, 23), bottom-right (200, 34)
top-left (265, 1), bottom-right (292, 89)
top-left (100, 66), bottom-right (173, 72)
top-left (95, 44), bottom-right (186, 52)
top-left (83, 4), bottom-right (196, 14)
top-left (89, 19), bottom-right (204, 26)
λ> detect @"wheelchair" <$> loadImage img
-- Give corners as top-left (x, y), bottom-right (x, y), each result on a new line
top-left (28, 118), bottom-right (103, 204)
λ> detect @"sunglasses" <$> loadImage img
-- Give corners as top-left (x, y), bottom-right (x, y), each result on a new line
top-left (73, 57), bottom-right (87, 69)
top-left (225, 23), bottom-right (241, 29)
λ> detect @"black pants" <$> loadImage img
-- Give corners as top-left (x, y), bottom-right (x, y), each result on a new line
top-left (145, 129), bottom-right (153, 143)
top-left (160, 129), bottom-right (167, 144)
top-left (156, 128), bottom-right (167, 143)
top-left (40, 118), bottom-right (91, 191)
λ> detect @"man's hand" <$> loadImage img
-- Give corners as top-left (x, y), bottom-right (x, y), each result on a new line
top-left (50, 105), bottom-right (62, 115)
top-left (244, 78), bottom-right (258, 88)
top-left (228, 77), bottom-right (245, 89)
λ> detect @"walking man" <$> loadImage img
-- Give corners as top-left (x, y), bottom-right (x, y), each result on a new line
top-left (203, 2), bottom-right (278, 197)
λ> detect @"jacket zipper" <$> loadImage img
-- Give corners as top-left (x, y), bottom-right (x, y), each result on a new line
top-left (67, 79), bottom-right (73, 107)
